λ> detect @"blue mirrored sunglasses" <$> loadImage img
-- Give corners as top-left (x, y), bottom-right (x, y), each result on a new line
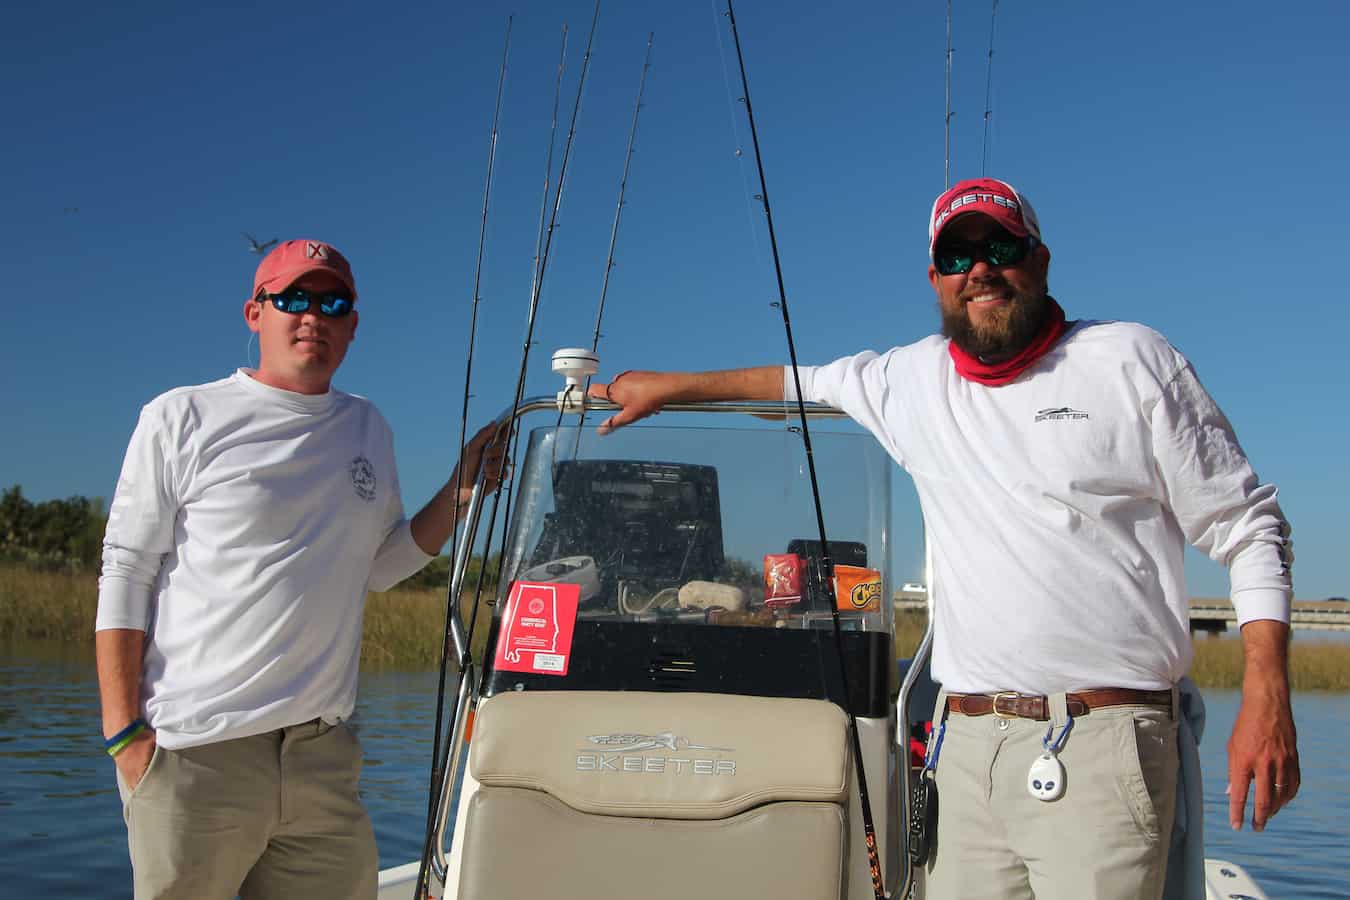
top-left (258, 288), bottom-right (354, 318)
top-left (933, 235), bottom-right (1036, 276)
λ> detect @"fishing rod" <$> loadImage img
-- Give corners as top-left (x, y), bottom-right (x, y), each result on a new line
top-left (460, 24), bottom-right (571, 645)
top-left (497, 0), bottom-right (601, 560)
top-left (530, 25), bottom-right (570, 304)
top-left (722, 3), bottom-right (885, 897)
top-left (451, 5), bottom-right (602, 731)
top-left (453, 15), bottom-right (576, 685)
top-left (413, 19), bottom-right (512, 900)
top-left (455, 18), bottom-right (586, 734)
top-left (414, 11), bottom-right (598, 889)
top-left (982, 0), bottom-right (1000, 175)
top-left (452, 20), bottom-right (573, 696)
top-left (572, 31), bottom-right (655, 451)
top-left (460, 21), bottom-right (571, 669)
top-left (945, 0), bottom-right (954, 189)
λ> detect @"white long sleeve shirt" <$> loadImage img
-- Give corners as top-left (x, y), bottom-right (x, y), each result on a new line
top-left (96, 370), bottom-right (432, 749)
top-left (789, 321), bottom-right (1291, 693)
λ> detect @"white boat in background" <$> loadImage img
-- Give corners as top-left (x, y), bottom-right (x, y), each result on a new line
top-left (373, 364), bottom-right (1271, 899)
top-left (1204, 859), bottom-right (1270, 900)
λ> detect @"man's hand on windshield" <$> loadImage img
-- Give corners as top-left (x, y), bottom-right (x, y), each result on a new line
top-left (588, 371), bottom-right (675, 434)
top-left (588, 367), bottom-right (784, 434)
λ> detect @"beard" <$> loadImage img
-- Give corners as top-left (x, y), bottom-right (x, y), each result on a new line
top-left (940, 280), bottom-right (1050, 360)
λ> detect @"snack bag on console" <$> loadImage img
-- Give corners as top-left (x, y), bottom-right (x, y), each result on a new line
top-left (834, 565), bottom-right (883, 613)
top-left (763, 553), bottom-right (803, 609)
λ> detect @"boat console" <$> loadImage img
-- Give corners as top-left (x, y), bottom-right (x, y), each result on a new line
top-left (425, 417), bottom-right (906, 899)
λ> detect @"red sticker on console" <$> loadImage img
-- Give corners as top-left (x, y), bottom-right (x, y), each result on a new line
top-left (493, 581), bottom-right (580, 676)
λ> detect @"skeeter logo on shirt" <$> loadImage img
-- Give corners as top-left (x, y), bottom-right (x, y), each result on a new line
top-left (350, 456), bottom-right (376, 502)
top-left (1034, 406), bottom-right (1090, 423)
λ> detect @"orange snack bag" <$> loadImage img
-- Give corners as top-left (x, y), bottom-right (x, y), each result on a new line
top-left (834, 565), bottom-right (882, 613)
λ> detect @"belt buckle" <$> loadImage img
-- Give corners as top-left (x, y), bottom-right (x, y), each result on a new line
top-left (991, 691), bottom-right (1021, 719)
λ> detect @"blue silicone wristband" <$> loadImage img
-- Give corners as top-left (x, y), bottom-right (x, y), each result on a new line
top-left (105, 718), bottom-right (147, 750)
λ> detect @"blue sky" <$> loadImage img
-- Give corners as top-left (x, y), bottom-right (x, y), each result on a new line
top-left (2, 0), bottom-right (1346, 600)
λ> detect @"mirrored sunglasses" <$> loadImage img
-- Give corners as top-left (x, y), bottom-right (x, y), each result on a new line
top-left (934, 235), bottom-right (1035, 276)
top-left (259, 288), bottom-right (354, 318)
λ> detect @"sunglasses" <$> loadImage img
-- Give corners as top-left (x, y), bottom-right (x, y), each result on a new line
top-left (258, 288), bottom-right (355, 318)
top-left (933, 235), bottom-right (1036, 276)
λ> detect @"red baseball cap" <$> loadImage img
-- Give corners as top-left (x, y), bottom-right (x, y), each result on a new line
top-left (928, 178), bottom-right (1041, 256)
top-left (251, 239), bottom-right (358, 301)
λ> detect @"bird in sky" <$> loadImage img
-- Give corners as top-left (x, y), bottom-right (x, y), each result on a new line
top-left (243, 232), bottom-right (279, 255)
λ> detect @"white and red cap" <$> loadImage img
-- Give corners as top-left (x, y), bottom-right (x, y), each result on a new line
top-left (251, 239), bottom-right (358, 301)
top-left (928, 177), bottom-right (1042, 257)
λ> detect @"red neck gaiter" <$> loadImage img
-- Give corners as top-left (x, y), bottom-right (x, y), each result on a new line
top-left (948, 297), bottom-right (1068, 386)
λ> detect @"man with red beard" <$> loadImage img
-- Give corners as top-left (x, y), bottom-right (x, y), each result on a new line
top-left (588, 178), bottom-right (1298, 900)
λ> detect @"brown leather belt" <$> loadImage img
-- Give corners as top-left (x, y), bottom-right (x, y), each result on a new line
top-left (946, 688), bottom-right (1173, 721)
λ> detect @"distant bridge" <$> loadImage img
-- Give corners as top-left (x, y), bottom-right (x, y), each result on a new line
top-left (893, 594), bottom-right (1350, 633)
top-left (1185, 599), bottom-right (1350, 634)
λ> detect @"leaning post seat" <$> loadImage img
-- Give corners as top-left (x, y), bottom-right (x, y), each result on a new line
top-left (457, 690), bottom-right (854, 900)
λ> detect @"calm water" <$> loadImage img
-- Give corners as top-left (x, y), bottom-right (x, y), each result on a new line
top-left (2, 644), bottom-right (1346, 898)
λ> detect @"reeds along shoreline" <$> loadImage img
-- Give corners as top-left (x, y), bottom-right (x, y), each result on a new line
top-left (4, 566), bottom-right (1349, 691)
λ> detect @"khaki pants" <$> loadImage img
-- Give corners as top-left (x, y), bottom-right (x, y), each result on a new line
top-left (116, 720), bottom-right (377, 900)
top-left (923, 697), bottom-right (1178, 900)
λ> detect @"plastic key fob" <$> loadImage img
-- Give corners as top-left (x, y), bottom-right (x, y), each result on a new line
top-left (1026, 752), bottom-right (1065, 802)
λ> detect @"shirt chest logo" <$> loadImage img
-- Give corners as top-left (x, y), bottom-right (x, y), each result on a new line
top-left (1034, 406), bottom-right (1090, 422)
top-left (350, 456), bottom-right (377, 502)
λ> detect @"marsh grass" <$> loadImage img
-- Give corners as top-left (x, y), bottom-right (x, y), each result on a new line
top-left (0, 564), bottom-right (93, 642)
top-left (897, 612), bottom-right (1350, 692)
top-left (4, 566), bottom-right (1348, 690)
top-left (361, 583), bottom-right (501, 670)
top-left (1188, 633), bottom-right (1350, 692)
top-left (0, 565), bottom-right (501, 669)
top-left (894, 611), bottom-right (929, 659)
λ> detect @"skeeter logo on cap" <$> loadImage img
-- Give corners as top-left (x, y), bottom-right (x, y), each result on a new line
top-left (932, 192), bottom-right (1021, 233)
top-left (305, 241), bottom-right (329, 260)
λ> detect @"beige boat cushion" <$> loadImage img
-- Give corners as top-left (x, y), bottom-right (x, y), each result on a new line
top-left (457, 786), bottom-right (846, 900)
top-left (469, 691), bottom-right (848, 819)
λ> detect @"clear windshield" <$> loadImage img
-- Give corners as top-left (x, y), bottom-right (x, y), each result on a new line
top-left (498, 423), bottom-right (896, 635)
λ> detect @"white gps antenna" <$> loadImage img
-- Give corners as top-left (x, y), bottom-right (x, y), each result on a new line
top-left (551, 347), bottom-right (599, 413)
